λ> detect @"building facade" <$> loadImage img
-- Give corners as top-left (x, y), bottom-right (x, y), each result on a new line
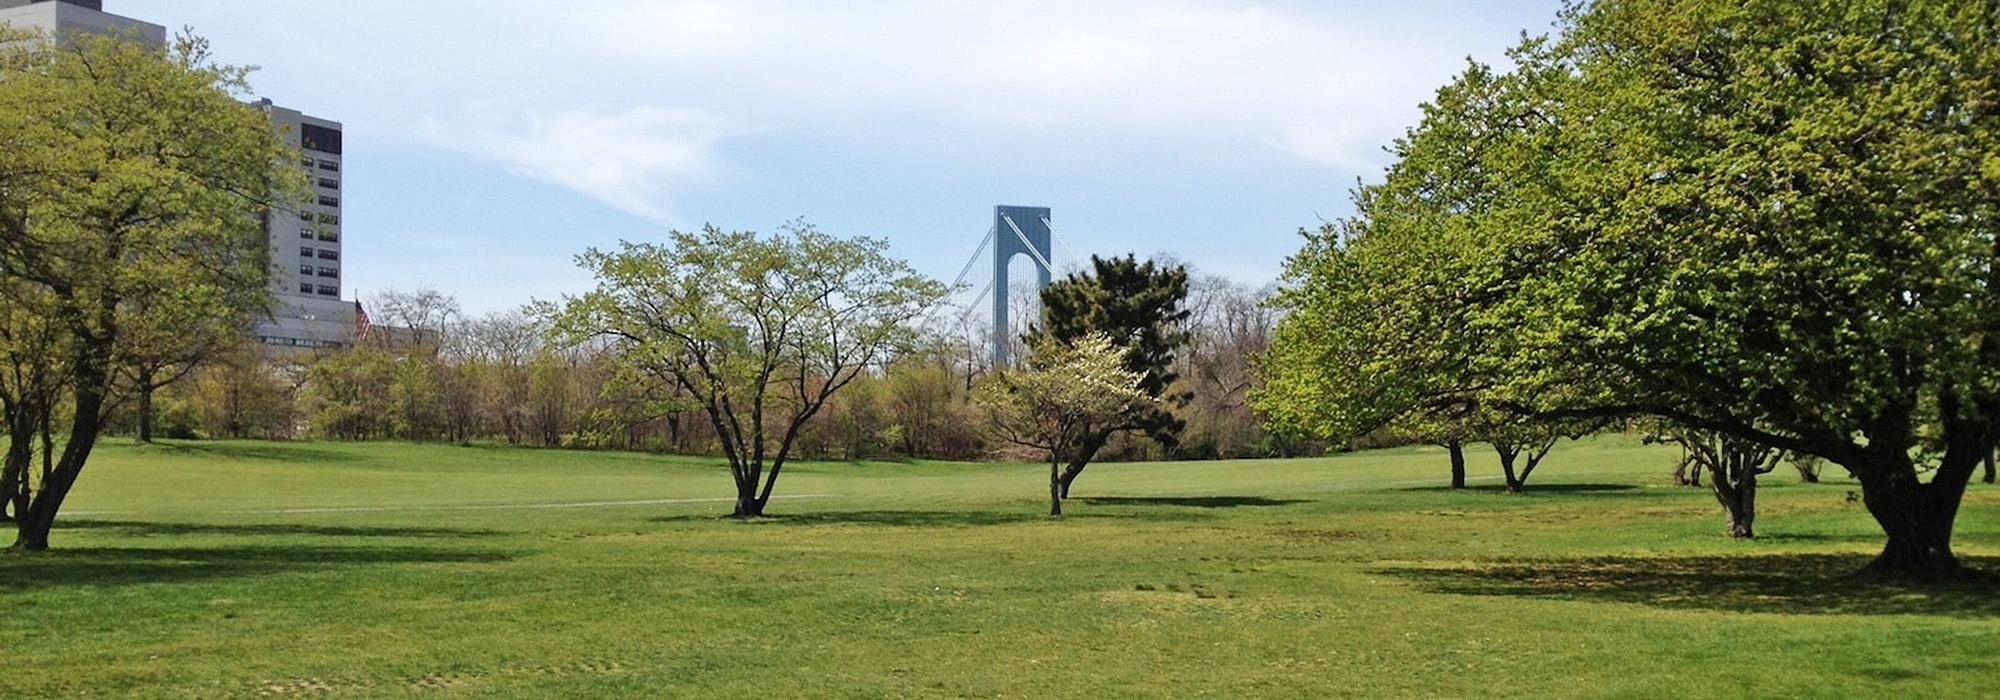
top-left (2, 0), bottom-right (358, 350)
top-left (256, 100), bottom-right (356, 349)
top-left (0, 0), bottom-right (163, 45)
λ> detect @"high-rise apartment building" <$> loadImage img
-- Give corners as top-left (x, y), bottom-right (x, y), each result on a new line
top-left (1, 0), bottom-right (358, 349)
top-left (256, 100), bottom-right (355, 349)
top-left (0, 0), bottom-right (162, 44)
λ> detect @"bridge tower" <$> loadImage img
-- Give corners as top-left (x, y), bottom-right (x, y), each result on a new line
top-left (991, 205), bottom-right (1053, 367)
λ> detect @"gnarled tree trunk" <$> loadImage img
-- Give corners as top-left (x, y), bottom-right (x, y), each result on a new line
top-left (1704, 439), bottom-right (1778, 539)
top-left (1713, 470), bottom-right (1757, 538)
top-left (1852, 463), bottom-right (1968, 580)
top-left (1657, 427), bottom-right (1779, 538)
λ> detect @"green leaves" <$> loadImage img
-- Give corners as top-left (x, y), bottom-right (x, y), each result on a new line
top-left (1262, 0), bottom-right (2000, 468)
top-left (547, 222), bottom-right (948, 502)
top-left (0, 30), bottom-right (299, 362)
top-left (1031, 254), bottom-right (1191, 448)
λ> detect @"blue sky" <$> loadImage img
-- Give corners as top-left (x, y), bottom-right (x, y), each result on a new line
top-left (125, 0), bottom-right (1563, 314)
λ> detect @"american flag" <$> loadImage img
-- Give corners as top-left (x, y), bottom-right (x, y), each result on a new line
top-left (354, 300), bottom-right (371, 340)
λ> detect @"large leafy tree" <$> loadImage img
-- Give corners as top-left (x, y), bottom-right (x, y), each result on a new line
top-left (1031, 255), bottom-right (1189, 498)
top-left (1503, 0), bottom-right (2000, 578)
top-left (0, 32), bottom-right (299, 549)
top-left (548, 224), bottom-right (946, 517)
top-left (1266, 0), bottom-right (2000, 579)
top-left (1256, 60), bottom-right (1555, 482)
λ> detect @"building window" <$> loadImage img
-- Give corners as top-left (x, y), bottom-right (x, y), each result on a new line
top-left (300, 228), bottom-right (314, 239)
top-left (299, 282), bottom-right (313, 293)
top-left (298, 210), bottom-right (313, 221)
top-left (317, 159), bottom-right (339, 172)
top-left (317, 285), bottom-right (338, 296)
top-left (300, 156), bottom-right (314, 167)
top-left (317, 250), bottom-right (339, 260)
top-left (318, 232), bottom-right (339, 242)
top-left (317, 178), bottom-right (339, 190)
top-left (317, 195), bottom-right (339, 207)
top-left (301, 124), bottom-right (342, 155)
top-left (300, 246), bottom-right (314, 257)
top-left (317, 213), bottom-right (339, 225)
top-left (317, 267), bottom-right (338, 278)
top-left (299, 264), bottom-right (314, 275)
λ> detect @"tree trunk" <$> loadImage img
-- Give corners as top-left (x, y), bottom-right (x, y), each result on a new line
top-left (12, 382), bottom-right (107, 551)
top-left (1057, 464), bottom-right (1080, 499)
top-left (730, 467), bottom-right (767, 518)
top-left (1446, 440), bottom-right (1466, 489)
top-left (1056, 432), bottom-right (1106, 500)
top-left (1710, 465), bottom-right (1756, 539)
top-left (1048, 456), bottom-right (1063, 518)
top-left (732, 494), bottom-right (764, 518)
top-left (0, 399), bottom-right (31, 523)
top-left (0, 446), bottom-right (24, 524)
top-left (732, 469), bottom-right (765, 518)
top-left (1853, 465), bottom-right (1966, 580)
top-left (1985, 451), bottom-right (1996, 485)
top-left (1494, 443), bottom-right (1524, 493)
top-left (136, 382), bottom-right (155, 444)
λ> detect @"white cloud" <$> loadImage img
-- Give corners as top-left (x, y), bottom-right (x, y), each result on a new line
top-left (505, 1), bottom-right (1483, 171)
top-left (234, 0), bottom-right (1533, 219)
top-left (424, 106), bottom-right (743, 223)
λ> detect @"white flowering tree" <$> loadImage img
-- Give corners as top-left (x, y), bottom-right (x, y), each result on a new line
top-left (976, 334), bottom-right (1154, 517)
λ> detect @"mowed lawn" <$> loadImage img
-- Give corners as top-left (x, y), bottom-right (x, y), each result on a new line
top-left (2, 436), bottom-right (1996, 698)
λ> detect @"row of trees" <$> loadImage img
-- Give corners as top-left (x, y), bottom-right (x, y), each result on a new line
top-left (128, 263), bottom-right (1282, 464)
top-left (1255, 0), bottom-right (1999, 579)
top-left (106, 243), bottom-right (1234, 525)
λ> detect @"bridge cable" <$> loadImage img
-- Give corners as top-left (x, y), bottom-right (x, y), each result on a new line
top-left (1000, 214), bottom-right (1058, 275)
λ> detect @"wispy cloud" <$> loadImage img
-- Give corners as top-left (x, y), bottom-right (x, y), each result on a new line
top-left (271, 1), bottom-right (1531, 220)
top-left (423, 106), bottom-right (743, 222)
top-left (515, 2), bottom-right (1489, 172)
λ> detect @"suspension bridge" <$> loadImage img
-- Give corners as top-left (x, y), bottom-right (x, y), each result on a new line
top-left (937, 205), bottom-right (1084, 366)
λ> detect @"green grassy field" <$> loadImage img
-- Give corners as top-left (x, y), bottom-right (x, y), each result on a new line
top-left (1, 436), bottom-right (1995, 698)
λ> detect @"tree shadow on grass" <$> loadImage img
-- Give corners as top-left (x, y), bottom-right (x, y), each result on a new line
top-left (1374, 554), bottom-right (2000, 618)
top-left (1400, 483), bottom-right (1644, 496)
top-left (1078, 496), bottom-right (1310, 509)
top-left (649, 509), bottom-right (1212, 527)
top-left (57, 519), bottom-right (506, 539)
top-left (0, 544), bottom-right (515, 591)
top-left (1751, 532), bottom-right (1891, 545)
top-left (140, 441), bottom-right (364, 464)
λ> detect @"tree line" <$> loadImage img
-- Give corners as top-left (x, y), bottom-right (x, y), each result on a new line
top-left (127, 262), bottom-right (1286, 463)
